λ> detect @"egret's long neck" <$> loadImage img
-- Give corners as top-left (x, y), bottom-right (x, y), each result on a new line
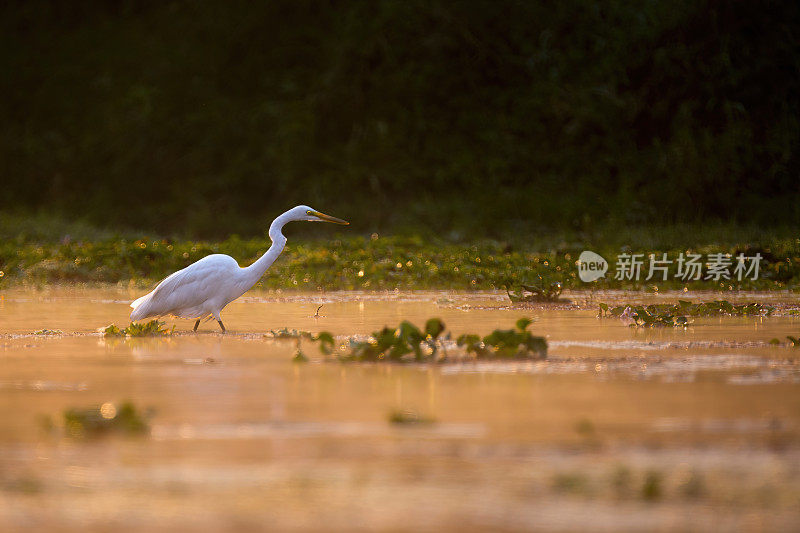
top-left (241, 211), bottom-right (291, 286)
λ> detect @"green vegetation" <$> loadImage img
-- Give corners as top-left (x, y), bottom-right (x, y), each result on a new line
top-left (265, 327), bottom-right (313, 340)
top-left (103, 320), bottom-right (174, 337)
top-left (291, 351), bottom-right (309, 364)
top-left (309, 317), bottom-right (546, 363)
top-left (456, 318), bottom-right (547, 359)
top-left (552, 472), bottom-right (590, 495)
top-left (32, 329), bottom-right (63, 335)
top-left (506, 279), bottom-right (565, 303)
top-left (264, 328), bottom-right (331, 363)
top-left (2, 233), bottom-right (798, 291)
top-left (1, 2), bottom-right (797, 237)
top-left (680, 471), bottom-right (706, 499)
top-left (335, 318), bottom-right (447, 363)
top-left (611, 465), bottom-right (633, 498)
top-left (769, 336), bottom-right (799, 347)
top-left (388, 409), bottom-right (436, 426)
top-left (55, 401), bottom-right (150, 438)
top-left (642, 471), bottom-right (664, 501)
top-left (599, 300), bottom-right (775, 328)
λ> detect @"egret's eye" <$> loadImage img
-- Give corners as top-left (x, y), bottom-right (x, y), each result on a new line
top-left (306, 210), bottom-right (313, 216)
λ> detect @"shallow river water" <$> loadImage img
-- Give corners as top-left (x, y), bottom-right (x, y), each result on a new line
top-left (1, 288), bottom-right (799, 531)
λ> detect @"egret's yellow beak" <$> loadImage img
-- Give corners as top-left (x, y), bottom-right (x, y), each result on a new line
top-left (310, 210), bottom-right (349, 225)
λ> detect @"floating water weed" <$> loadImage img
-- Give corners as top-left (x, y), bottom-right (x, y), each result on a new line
top-left (598, 300), bottom-right (774, 328)
top-left (267, 329), bottom-right (333, 363)
top-left (388, 409), bottom-right (436, 425)
top-left (552, 472), bottom-right (590, 494)
top-left (506, 280), bottom-right (564, 303)
top-left (292, 350), bottom-right (309, 363)
top-left (32, 329), bottom-right (63, 335)
top-left (457, 318), bottom-right (547, 359)
top-left (767, 336), bottom-right (800, 346)
top-left (103, 320), bottom-right (174, 337)
top-left (611, 465), bottom-right (633, 498)
top-left (309, 317), bottom-right (546, 363)
top-left (680, 470), bottom-right (706, 499)
top-left (49, 401), bottom-right (150, 438)
top-left (339, 318), bottom-right (446, 363)
top-left (265, 327), bottom-right (313, 340)
top-left (102, 324), bottom-right (123, 337)
top-left (642, 470), bottom-right (663, 501)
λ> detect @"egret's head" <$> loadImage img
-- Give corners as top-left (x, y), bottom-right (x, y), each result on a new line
top-left (293, 205), bottom-right (349, 225)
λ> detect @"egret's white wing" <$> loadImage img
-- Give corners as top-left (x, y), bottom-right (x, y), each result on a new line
top-left (131, 255), bottom-right (239, 319)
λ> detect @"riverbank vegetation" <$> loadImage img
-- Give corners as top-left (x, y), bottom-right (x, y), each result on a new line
top-left (1, 224), bottom-right (797, 291)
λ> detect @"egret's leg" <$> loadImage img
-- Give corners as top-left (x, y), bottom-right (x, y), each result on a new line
top-left (193, 320), bottom-right (200, 332)
top-left (217, 320), bottom-right (226, 333)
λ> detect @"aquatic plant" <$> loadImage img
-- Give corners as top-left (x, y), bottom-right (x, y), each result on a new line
top-left (338, 318), bottom-right (446, 363)
top-left (786, 336), bottom-right (799, 347)
top-left (611, 465), bottom-right (633, 497)
top-left (102, 324), bottom-right (123, 337)
top-left (32, 329), bottom-right (63, 335)
top-left (292, 351), bottom-right (309, 363)
top-left (642, 470), bottom-right (663, 501)
top-left (506, 279), bottom-right (564, 303)
top-left (309, 317), bottom-right (546, 363)
top-left (103, 320), bottom-right (174, 337)
top-left (267, 329), bottom-right (334, 363)
top-left (58, 401), bottom-right (150, 438)
top-left (266, 327), bottom-right (313, 340)
top-left (457, 318), bottom-right (547, 359)
top-left (552, 472), bottom-right (590, 494)
top-left (680, 470), bottom-right (706, 499)
top-left (598, 300), bottom-right (775, 328)
top-left (388, 409), bottom-right (436, 425)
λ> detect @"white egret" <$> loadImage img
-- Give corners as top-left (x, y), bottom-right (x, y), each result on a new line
top-left (129, 205), bottom-right (348, 332)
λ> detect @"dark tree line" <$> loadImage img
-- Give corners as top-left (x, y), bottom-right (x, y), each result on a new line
top-left (1, 0), bottom-right (797, 237)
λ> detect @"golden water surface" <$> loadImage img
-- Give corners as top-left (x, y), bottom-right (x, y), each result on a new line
top-left (1, 288), bottom-right (799, 531)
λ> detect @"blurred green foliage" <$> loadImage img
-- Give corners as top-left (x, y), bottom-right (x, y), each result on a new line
top-left (1, 232), bottom-right (798, 290)
top-left (1, 1), bottom-right (797, 237)
top-left (59, 401), bottom-right (150, 439)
